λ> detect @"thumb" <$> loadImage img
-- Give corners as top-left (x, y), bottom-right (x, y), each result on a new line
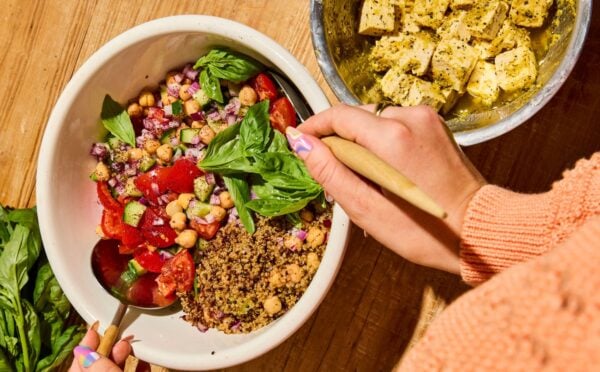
top-left (285, 126), bottom-right (378, 219)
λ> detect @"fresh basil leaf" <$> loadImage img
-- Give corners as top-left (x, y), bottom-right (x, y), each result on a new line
top-left (22, 300), bottom-right (40, 369)
top-left (0, 348), bottom-right (13, 372)
top-left (34, 261), bottom-right (70, 349)
top-left (268, 131), bottom-right (290, 153)
top-left (100, 95), bottom-right (136, 147)
top-left (0, 225), bottom-right (31, 296)
top-left (0, 206), bottom-right (10, 245)
top-left (194, 48), bottom-right (262, 83)
top-left (7, 208), bottom-right (41, 272)
top-left (240, 100), bottom-right (271, 155)
top-left (35, 325), bottom-right (84, 372)
top-left (200, 69), bottom-right (223, 103)
top-left (252, 153), bottom-right (319, 191)
top-left (246, 197), bottom-right (310, 217)
top-left (199, 123), bottom-right (243, 170)
top-left (223, 176), bottom-right (255, 234)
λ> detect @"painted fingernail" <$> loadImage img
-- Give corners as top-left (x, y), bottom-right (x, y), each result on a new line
top-left (88, 320), bottom-right (99, 331)
top-left (74, 345), bottom-right (101, 368)
top-left (120, 334), bottom-right (135, 343)
top-left (286, 127), bottom-right (312, 158)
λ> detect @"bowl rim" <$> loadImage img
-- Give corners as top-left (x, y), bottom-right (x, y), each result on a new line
top-left (309, 0), bottom-right (593, 146)
top-left (36, 15), bottom-right (350, 370)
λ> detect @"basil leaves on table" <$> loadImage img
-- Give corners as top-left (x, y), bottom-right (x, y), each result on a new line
top-left (199, 101), bottom-right (323, 233)
top-left (193, 48), bottom-right (263, 103)
top-left (100, 94), bottom-right (136, 147)
top-left (0, 205), bottom-right (85, 372)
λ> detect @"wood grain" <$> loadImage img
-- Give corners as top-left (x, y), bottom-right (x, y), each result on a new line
top-left (1, 0), bottom-right (598, 371)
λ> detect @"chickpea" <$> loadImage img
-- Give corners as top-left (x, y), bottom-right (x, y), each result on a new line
top-left (128, 147), bottom-right (143, 161)
top-left (138, 90), bottom-right (155, 107)
top-left (96, 225), bottom-right (106, 239)
top-left (239, 85), bottom-right (258, 106)
top-left (127, 102), bottom-right (143, 117)
top-left (144, 139), bottom-right (160, 154)
top-left (191, 120), bottom-right (204, 129)
top-left (179, 84), bottom-right (192, 101)
top-left (263, 296), bottom-right (282, 315)
top-left (156, 144), bottom-right (173, 162)
top-left (300, 209), bottom-right (314, 222)
top-left (286, 263), bottom-right (303, 283)
top-left (306, 252), bottom-right (320, 273)
top-left (166, 200), bottom-right (183, 217)
top-left (177, 193), bottom-right (195, 209)
top-left (199, 125), bottom-right (215, 145)
top-left (284, 236), bottom-right (303, 251)
top-left (176, 229), bottom-right (198, 249)
top-left (306, 227), bottom-right (326, 249)
top-left (169, 212), bottom-right (187, 231)
top-left (210, 205), bottom-right (227, 221)
top-left (94, 162), bottom-right (110, 181)
top-left (219, 191), bottom-right (235, 209)
top-left (184, 99), bottom-right (200, 116)
top-left (162, 95), bottom-right (178, 106)
top-left (268, 270), bottom-right (285, 288)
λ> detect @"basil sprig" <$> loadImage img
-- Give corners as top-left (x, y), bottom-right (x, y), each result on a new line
top-left (100, 95), bottom-right (136, 147)
top-left (194, 48), bottom-right (263, 103)
top-left (199, 101), bottom-right (322, 232)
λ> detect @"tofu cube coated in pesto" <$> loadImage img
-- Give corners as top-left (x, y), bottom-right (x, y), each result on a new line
top-left (467, 61), bottom-right (500, 105)
top-left (359, 0), bottom-right (396, 36)
top-left (431, 38), bottom-right (479, 92)
top-left (495, 46), bottom-right (538, 92)
top-left (370, 32), bottom-right (438, 75)
top-left (450, 0), bottom-right (475, 9)
top-left (510, 0), bottom-right (554, 28)
top-left (413, 0), bottom-right (451, 29)
top-left (437, 10), bottom-right (471, 43)
top-left (440, 88), bottom-right (464, 114)
top-left (381, 67), bottom-right (445, 110)
top-left (471, 20), bottom-right (531, 59)
top-left (464, 0), bottom-right (509, 40)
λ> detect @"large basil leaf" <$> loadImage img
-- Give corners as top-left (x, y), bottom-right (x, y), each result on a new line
top-left (240, 100), bottom-right (271, 155)
top-left (223, 175), bottom-right (255, 234)
top-left (100, 95), bottom-right (136, 147)
top-left (246, 198), bottom-right (311, 217)
top-left (194, 48), bottom-right (262, 83)
top-left (199, 69), bottom-right (224, 103)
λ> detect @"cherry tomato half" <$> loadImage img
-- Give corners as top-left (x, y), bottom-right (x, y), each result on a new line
top-left (269, 97), bottom-right (297, 133)
top-left (134, 166), bottom-right (172, 204)
top-left (97, 182), bottom-right (122, 211)
top-left (168, 159), bottom-right (203, 193)
top-left (133, 249), bottom-right (167, 273)
top-left (101, 208), bottom-right (124, 240)
top-left (156, 250), bottom-right (195, 297)
top-left (140, 208), bottom-right (177, 248)
top-left (189, 219), bottom-right (221, 240)
top-left (252, 73), bottom-right (278, 102)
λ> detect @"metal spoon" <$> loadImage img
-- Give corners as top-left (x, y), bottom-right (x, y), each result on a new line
top-left (91, 239), bottom-right (176, 356)
top-left (267, 70), bottom-right (447, 219)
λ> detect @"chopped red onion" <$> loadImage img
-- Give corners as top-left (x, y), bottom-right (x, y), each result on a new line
top-left (323, 219), bottom-right (332, 228)
top-left (90, 143), bottom-right (109, 161)
top-left (115, 184), bottom-right (126, 195)
top-left (196, 323), bottom-right (208, 333)
top-left (296, 229), bottom-right (307, 240)
top-left (190, 111), bottom-right (205, 121)
top-left (209, 194), bottom-right (220, 205)
top-left (174, 72), bottom-right (184, 84)
top-left (205, 173), bottom-right (216, 185)
top-left (170, 136), bottom-right (180, 147)
top-left (187, 81), bottom-right (200, 95)
top-left (184, 147), bottom-right (202, 160)
top-left (230, 321), bottom-right (241, 331)
top-left (163, 104), bottom-right (173, 117)
top-left (190, 135), bottom-right (201, 145)
top-left (138, 197), bottom-right (149, 206)
top-left (225, 114), bottom-right (237, 126)
top-left (167, 84), bottom-right (180, 97)
top-left (207, 110), bottom-right (221, 122)
top-left (183, 64), bottom-right (199, 81)
top-left (223, 97), bottom-right (241, 117)
top-left (108, 178), bottom-right (118, 187)
top-left (158, 250), bottom-right (173, 260)
top-left (193, 216), bottom-right (209, 225)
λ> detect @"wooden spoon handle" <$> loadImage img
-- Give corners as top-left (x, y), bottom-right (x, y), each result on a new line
top-left (97, 324), bottom-right (119, 357)
top-left (321, 136), bottom-right (447, 219)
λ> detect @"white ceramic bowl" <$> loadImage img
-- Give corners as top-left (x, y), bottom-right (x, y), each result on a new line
top-left (36, 15), bottom-right (350, 370)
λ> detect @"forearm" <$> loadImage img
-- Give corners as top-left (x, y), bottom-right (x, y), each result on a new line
top-left (460, 153), bottom-right (599, 285)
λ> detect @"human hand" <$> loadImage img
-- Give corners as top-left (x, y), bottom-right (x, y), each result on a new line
top-left (286, 104), bottom-right (485, 274)
top-left (68, 323), bottom-right (132, 372)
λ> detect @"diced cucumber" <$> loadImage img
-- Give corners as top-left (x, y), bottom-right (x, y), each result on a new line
top-left (108, 137), bottom-right (123, 149)
top-left (186, 201), bottom-right (211, 220)
top-left (160, 129), bottom-right (176, 145)
top-left (180, 128), bottom-right (201, 144)
top-left (125, 178), bottom-right (143, 197)
top-left (139, 156), bottom-right (156, 172)
top-left (128, 259), bottom-right (147, 276)
top-left (119, 270), bottom-right (138, 286)
top-left (193, 89), bottom-right (211, 107)
top-left (123, 201), bottom-right (147, 227)
top-left (194, 177), bottom-right (214, 202)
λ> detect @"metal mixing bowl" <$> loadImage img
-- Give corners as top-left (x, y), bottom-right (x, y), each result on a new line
top-left (310, 0), bottom-right (591, 146)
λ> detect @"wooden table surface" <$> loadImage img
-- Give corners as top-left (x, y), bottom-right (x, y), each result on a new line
top-left (1, 0), bottom-right (598, 371)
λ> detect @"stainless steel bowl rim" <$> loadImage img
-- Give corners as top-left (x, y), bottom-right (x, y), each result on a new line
top-left (310, 0), bottom-right (592, 146)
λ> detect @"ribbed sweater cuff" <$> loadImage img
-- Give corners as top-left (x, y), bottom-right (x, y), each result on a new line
top-left (459, 185), bottom-right (556, 285)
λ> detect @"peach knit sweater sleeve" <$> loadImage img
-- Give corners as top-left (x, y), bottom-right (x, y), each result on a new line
top-left (398, 153), bottom-right (600, 371)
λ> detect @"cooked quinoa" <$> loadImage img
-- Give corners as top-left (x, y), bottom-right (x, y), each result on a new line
top-left (180, 207), bottom-right (332, 333)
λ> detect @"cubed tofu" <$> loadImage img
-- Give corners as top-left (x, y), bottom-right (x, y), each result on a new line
top-left (440, 88), bottom-right (464, 114)
top-left (510, 0), bottom-right (554, 28)
top-left (450, 0), bottom-right (475, 9)
top-left (464, 0), bottom-right (509, 40)
top-left (432, 38), bottom-right (479, 92)
top-left (413, 0), bottom-right (451, 29)
top-left (359, 0), bottom-right (396, 36)
top-left (467, 61), bottom-right (499, 105)
top-left (437, 10), bottom-right (471, 42)
top-left (495, 46), bottom-right (538, 91)
top-left (370, 32), bottom-right (437, 75)
top-left (472, 21), bottom-right (531, 59)
top-left (381, 67), bottom-right (445, 110)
